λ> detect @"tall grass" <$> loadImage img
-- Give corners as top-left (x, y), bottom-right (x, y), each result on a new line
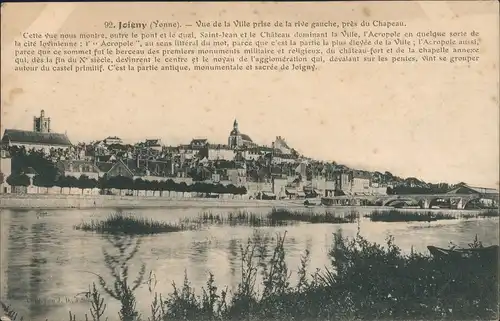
top-left (180, 209), bottom-right (359, 227)
top-left (71, 208), bottom-right (362, 237)
top-left (366, 209), bottom-right (455, 222)
top-left (74, 213), bottom-right (188, 235)
top-left (268, 208), bottom-right (358, 224)
top-left (478, 208), bottom-right (499, 218)
top-left (180, 210), bottom-right (294, 227)
top-left (2, 231), bottom-right (498, 321)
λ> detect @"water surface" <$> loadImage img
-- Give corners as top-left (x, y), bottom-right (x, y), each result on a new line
top-left (0, 206), bottom-right (498, 320)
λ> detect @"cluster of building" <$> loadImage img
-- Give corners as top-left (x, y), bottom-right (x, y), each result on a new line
top-left (1, 110), bottom-right (398, 198)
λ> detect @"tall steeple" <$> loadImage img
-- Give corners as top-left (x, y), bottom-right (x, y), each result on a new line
top-left (229, 119), bottom-right (242, 148)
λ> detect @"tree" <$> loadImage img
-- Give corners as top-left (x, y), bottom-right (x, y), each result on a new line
top-left (150, 180), bottom-right (161, 195)
top-left (98, 175), bottom-right (109, 191)
top-left (133, 178), bottom-right (148, 191)
top-left (190, 182), bottom-right (201, 194)
top-left (77, 175), bottom-right (98, 194)
top-left (56, 175), bottom-right (68, 192)
top-left (164, 179), bottom-right (176, 192)
top-left (10, 148), bottom-right (59, 181)
top-left (6, 173), bottom-right (30, 187)
top-left (88, 178), bottom-right (98, 190)
top-left (177, 182), bottom-right (188, 195)
top-left (210, 183), bottom-right (221, 195)
top-left (159, 180), bottom-right (168, 195)
top-left (33, 174), bottom-right (56, 188)
top-left (55, 175), bottom-right (78, 193)
top-left (237, 186), bottom-right (247, 196)
top-left (106, 175), bottom-right (134, 195)
top-left (383, 171), bottom-right (394, 183)
top-left (226, 184), bottom-right (237, 195)
top-left (66, 176), bottom-right (79, 190)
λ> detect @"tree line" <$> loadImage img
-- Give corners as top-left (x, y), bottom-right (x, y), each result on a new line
top-left (386, 184), bottom-right (454, 195)
top-left (5, 173), bottom-right (248, 195)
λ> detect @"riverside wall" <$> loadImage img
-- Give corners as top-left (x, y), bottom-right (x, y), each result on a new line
top-left (0, 194), bottom-right (305, 209)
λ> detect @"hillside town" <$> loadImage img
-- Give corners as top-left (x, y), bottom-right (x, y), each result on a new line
top-left (0, 110), bottom-right (498, 205)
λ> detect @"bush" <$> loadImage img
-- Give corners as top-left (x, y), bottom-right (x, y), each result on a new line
top-left (327, 232), bottom-right (498, 320)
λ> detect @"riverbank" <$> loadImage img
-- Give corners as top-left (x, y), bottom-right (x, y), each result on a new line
top-left (1, 195), bottom-right (498, 214)
top-left (0, 194), bottom-right (308, 209)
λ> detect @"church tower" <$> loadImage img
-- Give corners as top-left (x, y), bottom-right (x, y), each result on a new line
top-left (228, 119), bottom-right (242, 148)
top-left (33, 110), bottom-right (51, 133)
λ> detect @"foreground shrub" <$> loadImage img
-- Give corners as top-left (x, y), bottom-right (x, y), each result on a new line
top-left (327, 232), bottom-right (498, 320)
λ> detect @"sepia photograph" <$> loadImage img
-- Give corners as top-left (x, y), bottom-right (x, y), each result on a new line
top-left (0, 1), bottom-right (499, 321)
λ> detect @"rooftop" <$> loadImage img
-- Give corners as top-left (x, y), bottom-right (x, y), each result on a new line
top-left (57, 160), bottom-right (100, 173)
top-left (2, 129), bottom-right (72, 146)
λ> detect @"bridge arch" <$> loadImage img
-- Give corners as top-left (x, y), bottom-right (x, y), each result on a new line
top-left (383, 196), bottom-right (448, 209)
top-left (459, 195), bottom-right (482, 209)
top-left (380, 193), bottom-right (484, 209)
top-left (383, 197), bottom-right (419, 207)
top-left (424, 197), bottom-right (451, 209)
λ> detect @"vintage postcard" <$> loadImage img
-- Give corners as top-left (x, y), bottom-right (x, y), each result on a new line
top-left (0, 1), bottom-right (499, 321)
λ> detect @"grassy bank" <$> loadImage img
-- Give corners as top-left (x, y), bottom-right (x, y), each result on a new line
top-left (74, 213), bottom-right (188, 235)
top-left (2, 230), bottom-right (497, 321)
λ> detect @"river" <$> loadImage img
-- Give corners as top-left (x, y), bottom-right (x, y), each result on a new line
top-left (0, 206), bottom-right (498, 320)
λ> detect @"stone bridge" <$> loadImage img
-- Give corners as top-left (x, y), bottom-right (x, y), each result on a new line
top-left (377, 194), bottom-right (481, 209)
top-left (323, 193), bottom-right (487, 209)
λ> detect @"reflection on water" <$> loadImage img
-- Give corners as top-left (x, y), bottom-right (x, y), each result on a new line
top-left (0, 207), bottom-right (498, 320)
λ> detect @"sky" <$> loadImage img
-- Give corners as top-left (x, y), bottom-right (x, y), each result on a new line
top-left (1, 2), bottom-right (499, 188)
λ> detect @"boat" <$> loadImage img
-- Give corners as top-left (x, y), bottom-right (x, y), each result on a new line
top-left (321, 197), bottom-right (335, 206)
top-left (304, 199), bottom-right (321, 207)
top-left (427, 245), bottom-right (498, 261)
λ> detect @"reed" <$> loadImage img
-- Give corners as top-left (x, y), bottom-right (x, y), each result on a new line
top-left (74, 213), bottom-right (187, 235)
top-left (366, 209), bottom-right (455, 222)
top-left (180, 210), bottom-right (294, 227)
top-left (478, 208), bottom-right (499, 218)
top-left (180, 209), bottom-right (359, 227)
top-left (268, 208), bottom-right (358, 224)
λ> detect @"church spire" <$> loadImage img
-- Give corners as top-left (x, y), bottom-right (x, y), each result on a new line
top-left (233, 119), bottom-right (238, 129)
